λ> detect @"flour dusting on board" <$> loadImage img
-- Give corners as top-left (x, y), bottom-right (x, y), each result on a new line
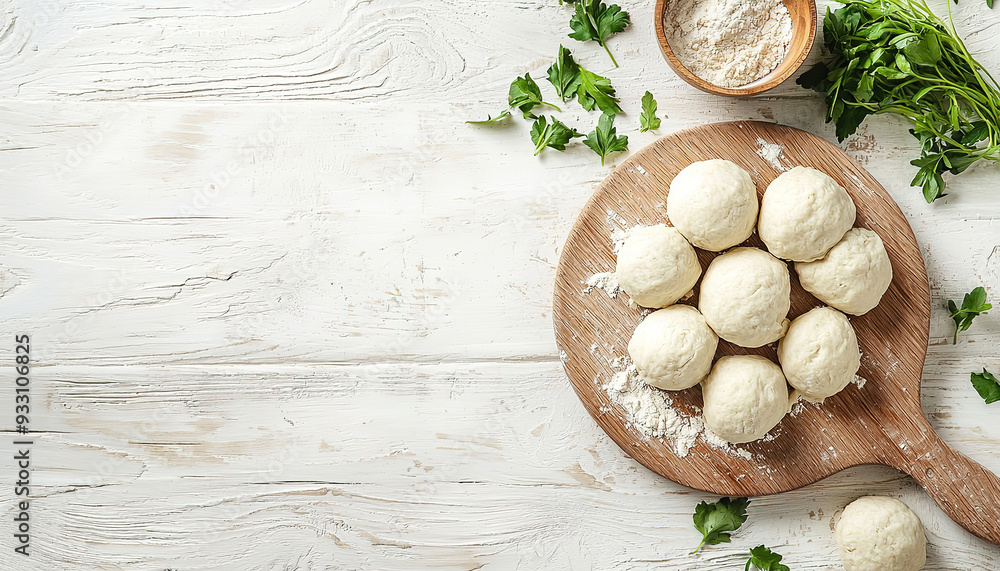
top-left (603, 360), bottom-right (703, 456)
top-left (582, 272), bottom-right (621, 298)
top-left (756, 138), bottom-right (788, 170)
top-left (602, 356), bottom-right (754, 459)
top-left (605, 209), bottom-right (631, 254)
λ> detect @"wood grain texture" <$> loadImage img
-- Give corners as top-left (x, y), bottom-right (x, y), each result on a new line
top-left (0, 0), bottom-right (999, 568)
top-left (553, 120), bottom-right (1000, 545)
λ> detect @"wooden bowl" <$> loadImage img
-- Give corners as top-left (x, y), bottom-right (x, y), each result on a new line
top-left (653, 0), bottom-right (817, 97)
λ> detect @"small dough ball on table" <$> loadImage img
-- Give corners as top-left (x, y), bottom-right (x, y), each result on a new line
top-left (836, 496), bottom-right (926, 571)
top-left (615, 224), bottom-right (702, 308)
top-left (698, 247), bottom-right (790, 348)
top-left (796, 227), bottom-right (893, 316)
top-left (759, 166), bottom-right (857, 262)
top-left (701, 355), bottom-right (788, 444)
top-left (628, 305), bottom-right (719, 391)
top-left (667, 159), bottom-right (758, 251)
top-left (777, 307), bottom-right (861, 401)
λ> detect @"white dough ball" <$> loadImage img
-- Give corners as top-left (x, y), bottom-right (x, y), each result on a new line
top-left (628, 305), bottom-right (719, 391)
top-left (698, 247), bottom-right (790, 348)
top-left (667, 159), bottom-right (758, 251)
top-left (836, 496), bottom-right (926, 571)
top-left (615, 225), bottom-right (702, 308)
top-left (796, 228), bottom-right (892, 316)
top-left (759, 166), bottom-right (857, 262)
top-left (777, 307), bottom-right (860, 401)
top-left (701, 355), bottom-right (789, 444)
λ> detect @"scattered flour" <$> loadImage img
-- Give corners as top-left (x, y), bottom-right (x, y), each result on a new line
top-left (604, 363), bottom-right (704, 456)
top-left (789, 398), bottom-right (807, 417)
top-left (663, 0), bottom-right (794, 88)
top-left (756, 138), bottom-right (787, 171)
top-left (601, 356), bottom-right (756, 460)
top-left (582, 272), bottom-right (621, 298)
top-left (611, 228), bottom-right (629, 254)
top-left (605, 208), bottom-right (628, 229)
top-left (702, 427), bottom-right (754, 460)
top-left (853, 375), bottom-right (867, 389)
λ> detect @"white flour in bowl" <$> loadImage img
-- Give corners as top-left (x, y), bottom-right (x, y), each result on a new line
top-left (663, 0), bottom-right (794, 88)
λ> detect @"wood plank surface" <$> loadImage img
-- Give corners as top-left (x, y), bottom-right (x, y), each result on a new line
top-left (1, 0), bottom-right (1000, 569)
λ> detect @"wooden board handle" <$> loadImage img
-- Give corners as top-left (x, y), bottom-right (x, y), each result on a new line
top-left (888, 424), bottom-right (1000, 545)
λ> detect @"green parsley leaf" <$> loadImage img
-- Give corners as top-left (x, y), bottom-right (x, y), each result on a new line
top-left (509, 73), bottom-right (561, 118)
top-left (466, 110), bottom-right (511, 125)
top-left (583, 113), bottom-right (627, 165)
top-left (971, 368), bottom-right (1000, 404)
top-left (568, 0), bottom-right (630, 67)
top-left (576, 67), bottom-right (622, 116)
top-left (691, 497), bottom-right (750, 553)
top-left (547, 46), bottom-right (583, 101)
top-left (798, 1), bottom-right (1000, 202)
top-left (745, 545), bottom-right (790, 571)
top-left (639, 91), bottom-right (660, 132)
top-left (530, 115), bottom-right (583, 156)
top-left (948, 286), bottom-right (991, 344)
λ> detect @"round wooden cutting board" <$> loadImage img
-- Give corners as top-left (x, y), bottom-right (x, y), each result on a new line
top-left (552, 120), bottom-right (1000, 545)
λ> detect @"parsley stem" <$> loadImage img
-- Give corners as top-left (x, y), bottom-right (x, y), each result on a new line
top-left (602, 41), bottom-right (619, 68)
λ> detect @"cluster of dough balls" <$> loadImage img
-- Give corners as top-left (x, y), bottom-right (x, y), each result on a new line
top-left (616, 159), bottom-right (893, 444)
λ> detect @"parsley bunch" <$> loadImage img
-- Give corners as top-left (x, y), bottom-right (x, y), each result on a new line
top-left (798, 0), bottom-right (1000, 202)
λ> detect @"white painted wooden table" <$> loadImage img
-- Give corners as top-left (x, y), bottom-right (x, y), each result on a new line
top-left (1, 1), bottom-right (999, 569)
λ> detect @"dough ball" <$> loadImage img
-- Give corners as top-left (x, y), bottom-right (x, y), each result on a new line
top-left (698, 247), bottom-right (790, 348)
top-left (777, 307), bottom-right (860, 401)
top-left (796, 228), bottom-right (892, 316)
top-left (701, 355), bottom-right (788, 444)
top-left (759, 166), bottom-right (856, 262)
top-left (628, 305), bottom-right (719, 391)
top-left (615, 224), bottom-right (702, 308)
top-left (667, 159), bottom-right (758, 251)
top-left (836, 496), bottom-right (926, 571)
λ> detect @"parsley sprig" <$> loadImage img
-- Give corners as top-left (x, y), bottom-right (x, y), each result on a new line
top-left (577, 67), bottom-right (622, 115)
top-left (798, 0), bottom-right (1000, 202)
top-left (546, 46), bottom-right (622, 115)
top-left (567, 0), bottom-right (630, 67)
top-left (530, 116), bottom-right (583, 155)
top-left (547, 46), bottom-right (583, 100)
top-left (971, 368), bottom-right (1000, 404)
top-left (948, 286), bottom-right (991, 344)
top-left (583, 113), bottom-right (628, 165)
top-left (745, 545), bottom-right (790, 571)
top-left (639, 91), bottom-right (660, 132)
top-left (509, 73), bottom-right (561, 118)
top-left (692, 497), bottom-right (750, 553)
top-left (466, 110), bottom-right (511, 125)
